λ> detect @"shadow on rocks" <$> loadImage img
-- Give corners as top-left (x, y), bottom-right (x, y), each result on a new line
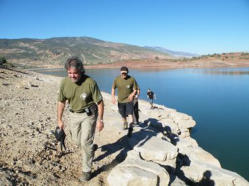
top-left (164, 126), bottom-right (180, 145)
top-left (145, 118), bottom-right (180, 145)
top-left (197, 170), bottom-right (215, 186)
top-left (93, 117), bottom-right (215, 185)
top-left (92, 120), bottom-right (160, 178)
top-left (162, 153), bottom-right (215, 186)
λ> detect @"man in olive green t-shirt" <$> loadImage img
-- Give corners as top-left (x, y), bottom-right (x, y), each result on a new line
top-left (111, 66), bottom-right (138, 137)
top-left (57, 57), bottom-right (104, 182)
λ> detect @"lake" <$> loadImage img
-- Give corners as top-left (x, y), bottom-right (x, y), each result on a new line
top-left (34, 67), bottom-right (249, 180)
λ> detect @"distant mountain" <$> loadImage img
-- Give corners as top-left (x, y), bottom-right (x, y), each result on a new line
top-left (144, 46), bottom-right (199, 58)
top-left (0, 37), bottom-right (172, 67)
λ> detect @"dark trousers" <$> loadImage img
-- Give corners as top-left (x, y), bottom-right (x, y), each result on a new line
top-left (133, 98), bottom-right (139, 123)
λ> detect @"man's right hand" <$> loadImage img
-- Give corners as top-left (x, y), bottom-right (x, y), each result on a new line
top-left (112, 97), bottom-right (116, 104)
top-left (128, 94), bottom-right (135, 102)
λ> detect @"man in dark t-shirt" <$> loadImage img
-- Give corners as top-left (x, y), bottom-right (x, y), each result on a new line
top-left (112, 66), bottom-right (138, 137)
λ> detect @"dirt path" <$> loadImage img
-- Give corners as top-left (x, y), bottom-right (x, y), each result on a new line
top-left (0, 67), bottom-right (120, 185)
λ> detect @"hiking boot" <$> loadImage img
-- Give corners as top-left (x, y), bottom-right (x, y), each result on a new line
top-left (127, 127), bottom-right (133, 138)
top-left (79, 171), bottom-right (92, 182)
top-left (123, 121), bottom-right (128, 130)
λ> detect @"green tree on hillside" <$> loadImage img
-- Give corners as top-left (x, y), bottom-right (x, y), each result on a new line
top-left (0, 56), bottom-right (7, 65)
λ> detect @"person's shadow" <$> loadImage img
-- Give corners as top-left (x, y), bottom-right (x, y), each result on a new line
top-left (162, 152), bottom-right (195, 185)
top-left (92, 119), bottom-right (161, 178)
top-left (197, 171), bottom-right (215, 186)
top-left (164, 153), bottom-right (215, 186)
top-left (145, 118), bottom-right (180, 145)
top-left (93, 118), bottom-right (215, 186)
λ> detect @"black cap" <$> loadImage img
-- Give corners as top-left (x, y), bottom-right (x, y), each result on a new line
top-left (120, 66), bottom-right (129, 73)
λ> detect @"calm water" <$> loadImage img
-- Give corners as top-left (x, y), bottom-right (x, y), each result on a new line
top-left (34, 67), bottom-right (249, 180)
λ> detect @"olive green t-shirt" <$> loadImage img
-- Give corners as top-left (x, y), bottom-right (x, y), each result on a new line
top-left (58, 75), bottom-right (103, 112)
top-left (112, 75), bottom-right (138, 103)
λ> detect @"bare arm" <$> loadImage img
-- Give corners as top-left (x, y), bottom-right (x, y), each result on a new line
top-left (129, 79), bottom-right (138, 101)
top-left (96, 100), bottom-right (104, 132)
top-left (57, 101), bottom-right (66, 129)
top-left (111, 87), bottom-right (116, 104)
top-left (128, 89), bottom-right (137, 101)
top-left (137, 89), bottom-right (140, 97)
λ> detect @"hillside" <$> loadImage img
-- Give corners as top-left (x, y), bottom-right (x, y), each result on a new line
top-left (144, 46), bottom-right (199, 58)
top-left (84, 52), bottom-right (249, 70)
top-left (0, 37), bottom-right (172, 67)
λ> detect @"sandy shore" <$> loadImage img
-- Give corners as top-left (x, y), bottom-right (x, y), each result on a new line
top-left (17, 58), bottom-right (249, 71)
top-left (0, 67), bottom-right (248, 185)
top-left (84, 59), bottom-right (249, 70)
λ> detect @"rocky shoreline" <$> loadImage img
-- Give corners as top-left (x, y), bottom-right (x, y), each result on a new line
top-left (0, 67), bottom-right (248, 185)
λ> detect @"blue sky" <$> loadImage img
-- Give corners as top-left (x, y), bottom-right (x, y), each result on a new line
top-left (0, 0), bottom-right (249, 55)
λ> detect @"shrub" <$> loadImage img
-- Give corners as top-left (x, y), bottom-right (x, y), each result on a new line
top-left (0, 56), bottom-right (7, 65)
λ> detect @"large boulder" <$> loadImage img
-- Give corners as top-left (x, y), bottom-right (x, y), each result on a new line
top-left (163, 112), bottom-right (196, 139)
top-left (181, 160), bottom-right (249, 185)
top-left (108, 166), bottom-right (158, 186)
top-left (128, 130), bottom-right (178, 167)
top-left (107, 151), bottom-right (170, 186)
top-left (176, 137), bottom-right (221, 167)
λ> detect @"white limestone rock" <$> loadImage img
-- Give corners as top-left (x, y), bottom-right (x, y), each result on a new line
top-left (176, 137), bottom-right (199, 150)
top-left (108, 166), bottom-right (158, 186)
top-left (189, 147), bottom-right (221, 167)
top-left (176, 138), bottom-right (221, 168)
top-left (168, 112), bottom-right (192, 120)
top-left (128, 132), bottom-right (178, 167)
top-left (178, 128), bottom-right (191, 139)
top-left (150, 118), bottom-right (180, 136)
top-left (181, 160), bottom-right (249, 186)
top-left (107, 151), bottom-right (170, 186)
top-left (168, 112), bottom-right (196, 130)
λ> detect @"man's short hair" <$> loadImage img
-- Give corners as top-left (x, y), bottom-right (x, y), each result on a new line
top-left (120, 66), bottom-right (129, 73)
top-left (65, 56), bottom-right (85, 73)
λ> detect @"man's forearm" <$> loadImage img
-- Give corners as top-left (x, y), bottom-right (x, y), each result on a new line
top-left (111, 88), bottom-right (116, 104)
top-left (111, 88), bottom-right (115, 97)
top-left (57, 101), bottom-right (65, 122)
top-left (131, 89), bottom-right (137, 96)
top-left (97, 101), bottom-right (104, 120)
top-left (137, 89), bottom-right (140, 96)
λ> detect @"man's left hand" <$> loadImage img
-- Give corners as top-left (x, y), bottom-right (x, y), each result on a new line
top-left (128, 94), bottom-right (134, 101)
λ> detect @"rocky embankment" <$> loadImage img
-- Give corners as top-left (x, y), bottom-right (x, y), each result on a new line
top-left (0, 67), bottom-right (248, 186)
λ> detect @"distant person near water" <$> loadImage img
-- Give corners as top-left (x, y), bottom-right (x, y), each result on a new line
top-left (112, 66), bottom-right (139, 137)
top-left (147, 88), bottom-right (155, 108)
top-left (57, 57), bottom-right (104, 182)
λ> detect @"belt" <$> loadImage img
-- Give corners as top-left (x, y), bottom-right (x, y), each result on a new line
top-left (69, 109), bottom-right (85, 113)
top-left (69, 104), bottom-right (95, 114)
